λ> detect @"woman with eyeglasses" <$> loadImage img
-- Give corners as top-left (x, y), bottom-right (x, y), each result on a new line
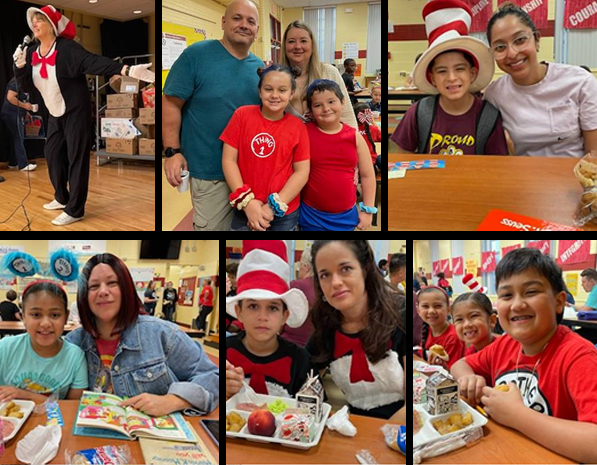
top-left (483, 3), bottom-right (597, 157)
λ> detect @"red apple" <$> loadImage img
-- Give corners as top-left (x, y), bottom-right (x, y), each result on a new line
top-left (247, 409), bottom-right (276, 437)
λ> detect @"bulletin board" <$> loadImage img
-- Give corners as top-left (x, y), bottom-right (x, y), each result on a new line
top-left (161, 22), bottom-right (207, 93)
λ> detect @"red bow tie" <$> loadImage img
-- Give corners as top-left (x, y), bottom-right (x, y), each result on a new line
top-left (334, 332), bottom-right (376, 383)
top-left (227, 348), bottom-right (292, 394)
top-left (31, 50), bottom-right (57, 80)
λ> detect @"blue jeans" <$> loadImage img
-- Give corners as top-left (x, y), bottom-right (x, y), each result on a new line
top-left (1, 112), bottom-right (28, 169)
top-left (231, 208), bottom-right (299, 231)
top-left (376, 155), bottom-right (381, 170)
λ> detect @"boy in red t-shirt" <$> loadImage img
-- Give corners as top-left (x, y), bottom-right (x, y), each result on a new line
top-left (452, 248), bottom-right (597, 463)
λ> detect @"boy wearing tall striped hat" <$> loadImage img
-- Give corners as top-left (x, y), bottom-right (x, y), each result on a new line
top-left (392, 0), bottom-right (508, 156)
top-left (225, 240), bottom-right (312, 399)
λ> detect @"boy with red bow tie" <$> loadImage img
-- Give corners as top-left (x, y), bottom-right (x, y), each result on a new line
top-left (225, 240), bottom-right (312, 399)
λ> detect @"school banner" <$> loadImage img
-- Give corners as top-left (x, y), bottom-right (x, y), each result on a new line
top-left (527, 240), bottom-right (550, 255)
top-left (481, 251), bottom-right (497, 273)
top-left (452, 257), bottom-right (464, 276)
top-left (463, 0), bottom-right (494, 33)
top-left (564, 0), bottom-right (597, 29)
top-left (502, 244), bottom-right (521, 258)
top-left (498, 0), bottom-right (548, 30)
top-left (557, 240), bottom-right (591, 266)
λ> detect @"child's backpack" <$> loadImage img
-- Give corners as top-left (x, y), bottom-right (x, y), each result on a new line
top-left (415, 95), bottom-right (500, 155)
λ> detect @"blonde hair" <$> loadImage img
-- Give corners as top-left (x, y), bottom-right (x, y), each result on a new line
top-left (281, 21), bottom-right (324, 103)
top-left (33, 12), bottom-right (56, 39)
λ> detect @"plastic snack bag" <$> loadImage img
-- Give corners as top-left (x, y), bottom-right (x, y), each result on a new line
top-left (573, 151), bottom-right (597, 226)
top-left (15, 425), bottom-right (62, 465)
top-left (65, 445), bottom-right (134, 465)
top-left (381, 424), bottom-right (404, 453)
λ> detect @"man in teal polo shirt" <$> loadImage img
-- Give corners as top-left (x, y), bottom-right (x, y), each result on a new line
top-left (580, 268), bottom-right (597, 311)
top-left (163, 0), bottom-right (264, 230)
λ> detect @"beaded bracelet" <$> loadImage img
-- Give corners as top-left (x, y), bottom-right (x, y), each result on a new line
top-left (267, 193), bottom-right (288, 217)
top-left (359, 202), bottom-right (378, 214)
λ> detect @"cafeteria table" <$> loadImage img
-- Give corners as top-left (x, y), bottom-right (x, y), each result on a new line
top-left (0, 401), bottom-right (220, 464)
top-left (389, 153), bottom-right (597, 231)
top-left (413, 355), bottom-right (574, 464)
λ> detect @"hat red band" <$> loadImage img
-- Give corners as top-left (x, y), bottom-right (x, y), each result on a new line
top-left (428, 20), bottom-right (470, 45)
top-left (236, 270), bottom-right (290, 296)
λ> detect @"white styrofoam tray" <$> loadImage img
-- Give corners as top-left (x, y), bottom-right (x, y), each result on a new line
top-left (414, 399), bottom-right (488, 450)
top-left (226, 393), bottom-right (331, 450)
top-left (0, 399), bottom-right (36, 442)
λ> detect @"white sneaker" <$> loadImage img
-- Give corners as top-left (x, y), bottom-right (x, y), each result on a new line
top-left (43, 200), bottom-right (66, 210)
top-left (20, 164), bottom-right (37, 171)
top-left (51, 212), bottom-right (83, 226)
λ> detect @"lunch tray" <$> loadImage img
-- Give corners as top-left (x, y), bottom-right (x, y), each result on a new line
top-left (0, 399), bottom-right (36, 442)
top-left (414, 399), bottom-right (488, 450)
top-left (226, 393), bottom-right (331, 450)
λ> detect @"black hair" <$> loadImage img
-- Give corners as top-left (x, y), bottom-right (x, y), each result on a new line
top-left (306, 79), bottom-right (344, 110)
top-left (452, 292), bottom-right (494, 316)
top-left (417, 286), bottom-right (450, 360)
top-left (437, 272), bottom-right (445, 279)
top-left (343, 58), bottom-right (356, 67)
top-left (389, 253), bottom-right (406, 275)
top-left (581, 269), bottom-right (597, 282)
top-left (378, 259), bottom-right (388, 268)
top-left (579, 65), bottom-right (592, 74)
top-left (6, 290), bottom-right (17, 301)
top-left (226, 262), bottom-right (239, 277)
top-left (495, 248), bottom-right (565, 324)
top-left (415, 53), bottom-right (423, 64)
top-left (22, 281), bottom-right (68, 312)
top-left (429, 50), bottom-right (476, 72)
top-left (487, 2), bottom-right (539, 45)
top-left (257, 64), bottom-right (302, 91)
top-left (353, 102), bottom-right (377, 154)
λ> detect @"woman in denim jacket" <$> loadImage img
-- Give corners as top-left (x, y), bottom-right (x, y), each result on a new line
top-left (66, 253), bottom-right (219, 417)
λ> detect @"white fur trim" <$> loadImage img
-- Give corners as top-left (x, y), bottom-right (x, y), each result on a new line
top-left (329, 350), bottom-right (404, 411)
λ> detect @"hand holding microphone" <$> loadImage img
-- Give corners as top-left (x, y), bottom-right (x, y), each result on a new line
top-left (13, 36), bottom-right (31, 69)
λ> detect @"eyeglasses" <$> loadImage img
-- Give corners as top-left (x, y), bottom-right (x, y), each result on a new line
top-left (490, 34), bottom-right (534, 59)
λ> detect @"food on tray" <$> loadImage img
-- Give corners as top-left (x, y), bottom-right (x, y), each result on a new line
top-left (495, 384), bottom-right (510, 392)
top-left (1, 419), bottom-right (15, 437)
top-left (432, 412), bottom-right (473, 435)
top-left (429, 344), bottom-right (449, 361)
top-left (0, 401), bottom-right (24, 418)
top-left (280, 412), bottom-right (315, 443)
top-left (413, 410), bottom-right (422, 435)
top-left (267, 400), bottom-right (288, 415)
top-left (236, 402), bottom-right (267, 412)
top-left (226, 412), bottom-right (246, 433)
top-left (247, 410), bottom-right (276, 437)
top-left (427, 372), bottom-right (459, 415)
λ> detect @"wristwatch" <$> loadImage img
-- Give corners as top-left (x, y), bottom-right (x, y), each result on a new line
top-left (165, 148), bottom-right (182, 158)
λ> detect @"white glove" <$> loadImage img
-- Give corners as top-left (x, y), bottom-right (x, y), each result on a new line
top-left (13, 45), bottom-right (27, 69)
top-left (30, 104), bottom-right (39, 113)
top-left (128, 63), bottom-right (155, 83)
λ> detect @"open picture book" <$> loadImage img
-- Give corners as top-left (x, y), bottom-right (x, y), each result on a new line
top-left (73, 391), bottom-right (196, 442)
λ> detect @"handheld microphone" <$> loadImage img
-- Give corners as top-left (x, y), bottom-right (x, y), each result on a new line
top-left (21, 35), bottom-right (31, 49)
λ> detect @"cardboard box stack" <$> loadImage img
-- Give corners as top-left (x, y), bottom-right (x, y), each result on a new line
top-left (102, 77), bottom-right (140, 155)
top-left (102, 75), bottom-right (155, 157)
